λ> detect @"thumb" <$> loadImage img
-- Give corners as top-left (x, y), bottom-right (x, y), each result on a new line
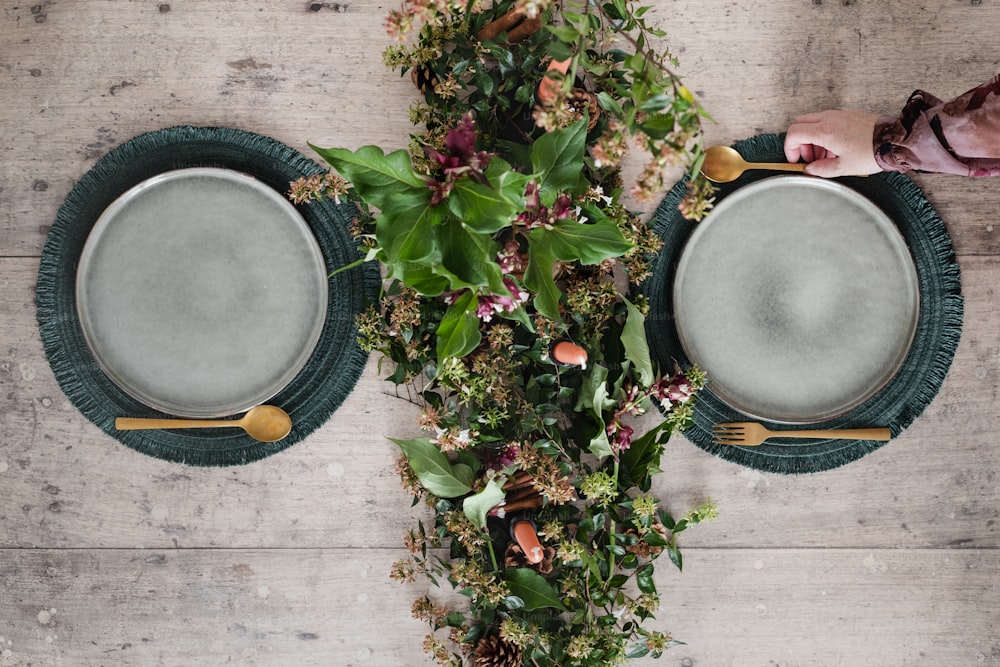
top-left (802, 158), bottom-right (844, 179)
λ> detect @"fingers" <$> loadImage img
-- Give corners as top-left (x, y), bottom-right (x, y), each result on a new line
top-left (802, 157), bottom-right (843, 178)
top-left (783, 109), bottom-right (881, 178)
top-left (784, 119), bottom-right (835, 164)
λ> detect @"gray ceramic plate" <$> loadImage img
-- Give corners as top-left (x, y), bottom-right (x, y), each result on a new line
top-left (673, 175), bottom-right (920, 423)
top-left (76, 167), bottom-right (328, 418)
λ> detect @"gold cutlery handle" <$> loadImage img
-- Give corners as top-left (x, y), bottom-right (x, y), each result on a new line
top-left (770, 428), bottom-right (891, 441)
top-left (747, 161), bottom-right (807, 172)
top-left (116, 417), bottom-right (233, 430)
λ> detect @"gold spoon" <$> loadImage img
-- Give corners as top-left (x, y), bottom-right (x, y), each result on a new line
top-left (701, 145), bottom-right (806, 183)
top-left (115, 405), bottom-right (293, 442)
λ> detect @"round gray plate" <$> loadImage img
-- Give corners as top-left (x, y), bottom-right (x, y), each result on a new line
top-left (76, 167), bottom-right (328, 418)
top-left (673, 175), bottom-right (920, 423)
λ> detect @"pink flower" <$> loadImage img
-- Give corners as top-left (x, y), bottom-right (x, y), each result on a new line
top-left (607, 420), bottom-right (635, 453)
top-left (652, 370), bottom-right (696, 409)
top-left (515, 182), bottom-right (580, 231)
top-left (423, 114), bottom-right (493, 204)
top-left (499, 443), bottom-right (520, 466)
top-left (497, 240), bottom-right (526, 275)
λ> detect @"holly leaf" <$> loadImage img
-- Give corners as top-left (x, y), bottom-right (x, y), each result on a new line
top-left (504, 568), bottom-right (568, 611)
top-left (390, 437), bottom-right (473, 498)
top-left (462, 478), bottom-right (506, 531)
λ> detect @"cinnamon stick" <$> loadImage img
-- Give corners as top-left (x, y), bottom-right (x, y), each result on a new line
top-left (504, 496), bottom-right (544, 512)
top-left (477, 8), bottom-right (523, 41)
top-left (503, 471), bottom-right (533, 490)
top-left (506, 16), bottom-right (541, 43)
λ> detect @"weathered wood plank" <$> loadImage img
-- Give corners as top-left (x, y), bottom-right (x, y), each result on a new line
top-left (3, 252), bottom-right (999, 551)
top-left (3, 1), bottom-right (1000, 665)
top-left (0, 547), bottom-right (996, 666)
top-left (3, 1), bottom-right (1000, 254)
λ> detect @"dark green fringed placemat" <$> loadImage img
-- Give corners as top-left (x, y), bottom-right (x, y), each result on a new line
top-left (644, 133), bottom-right (963, 474)
top-left (36, 126), bottom-right (379, 466)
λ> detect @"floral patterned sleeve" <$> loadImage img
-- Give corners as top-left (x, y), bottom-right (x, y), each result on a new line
top-left (873, 74), bottom-right (1000, 176)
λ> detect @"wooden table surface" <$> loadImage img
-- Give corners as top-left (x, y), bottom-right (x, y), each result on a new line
top-left (2, 2), bottom-right (998, 665)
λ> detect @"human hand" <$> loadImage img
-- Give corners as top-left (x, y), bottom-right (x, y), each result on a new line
top-left (784, 110), bottom-right (882, 178)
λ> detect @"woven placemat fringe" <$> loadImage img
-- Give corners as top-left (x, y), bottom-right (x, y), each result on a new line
top-left (643, 133), bottom-right (962, 474)
top-left (36, 126), bottom-right (377, 466)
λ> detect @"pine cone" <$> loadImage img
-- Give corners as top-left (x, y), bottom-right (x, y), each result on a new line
top-left (625, 521), bottom-right (669, 558)
top-left (504, 540), bottom-right (556, 575)
top-left (410, 65), bottom-right (438, 95)
top-left (568, 88), bottom-right (600, 130)
top-left (473, 635), bottom-right (523, 667)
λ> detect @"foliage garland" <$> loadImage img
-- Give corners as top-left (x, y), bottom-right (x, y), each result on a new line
top-left (292, 0), bottom-right (718, 664)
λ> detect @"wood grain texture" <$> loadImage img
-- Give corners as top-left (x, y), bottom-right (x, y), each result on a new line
top-left (0, 548), bottom-right (996, 666)
top-left (2, 1), bottom-right (999, 665)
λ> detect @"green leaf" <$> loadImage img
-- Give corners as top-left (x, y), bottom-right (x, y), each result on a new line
top-left (638, 112), bottom-right (677, 140)
top-left (636, 563), bottom-right (656, 594)
top-left (309, 145), bottom-right (426, 209)
top-left (435, 290), bottom-right (482, 359)
top-left (434, 220), bottom-right (503, 290)
top-left (390, 437), bottom-right (473, 498)
top-left (596, 91), bottom-right (625, 117)
top-left (545, 24), bottom-right (580, 43)
top-left (562, 10), bottom-right (588, 28)
top-left (374, 189), bottom-right (440, 265)
top-left (449, 179), bottom-right (519, 234)
top-left (489, 44), bottom-right (517, 78)
top-left (462, 478), bottom-right (506, 530)
top-left (473, 69), bottom-right (497, 97)
top-left (643, 528), bottom-right (670, 548)
top-left (503, 595), bottom-right (525, 611)
top-left (639, 93), bottom-right (674, 113)
top-left (542, 218), bottom-right (632, 265)
top-left (576, 363), bottom-right (615, 459)
top-left (500, 304), bottom-right (535, 332)
top-left (612, 0), bottom-right (627, 20)
top-left (668, 544), bottom-right (683, 571)
top-left (522, 236), bottom-right (562, 320)
top-left (530, 119), bottom-right (587, 199)
top-left (546, 41), bottom-right (573, 62)
top-left (389, 261), bottom-right (449, 297)
top-left (504, 568), bottom-right (568, 611)
top-left (627, 644), bottom-right (651, 659)
top-left (619, 420), bottom-right (671, 488)
top-left (575, 363), bottom-right (610, 412)
top-left (589, 428), bottom-right (613, 460)
top-left (622, 298), bottom-right (655, 387)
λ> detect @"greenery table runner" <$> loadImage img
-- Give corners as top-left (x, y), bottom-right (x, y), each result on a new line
top-left (644, 133), bottom-right (963, 474)
top-left (37, 126), bottom-right (378, 466)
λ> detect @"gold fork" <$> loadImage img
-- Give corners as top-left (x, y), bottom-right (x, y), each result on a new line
top-left (712, 422), bottom-right (892, 446)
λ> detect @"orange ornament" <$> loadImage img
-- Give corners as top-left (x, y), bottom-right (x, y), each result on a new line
top-left (537, 58), bottom-right (571, 106)
top-left (511, 518), bottom-right (544, 564)
top-left (552, 340), bottom-right (588, 369)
